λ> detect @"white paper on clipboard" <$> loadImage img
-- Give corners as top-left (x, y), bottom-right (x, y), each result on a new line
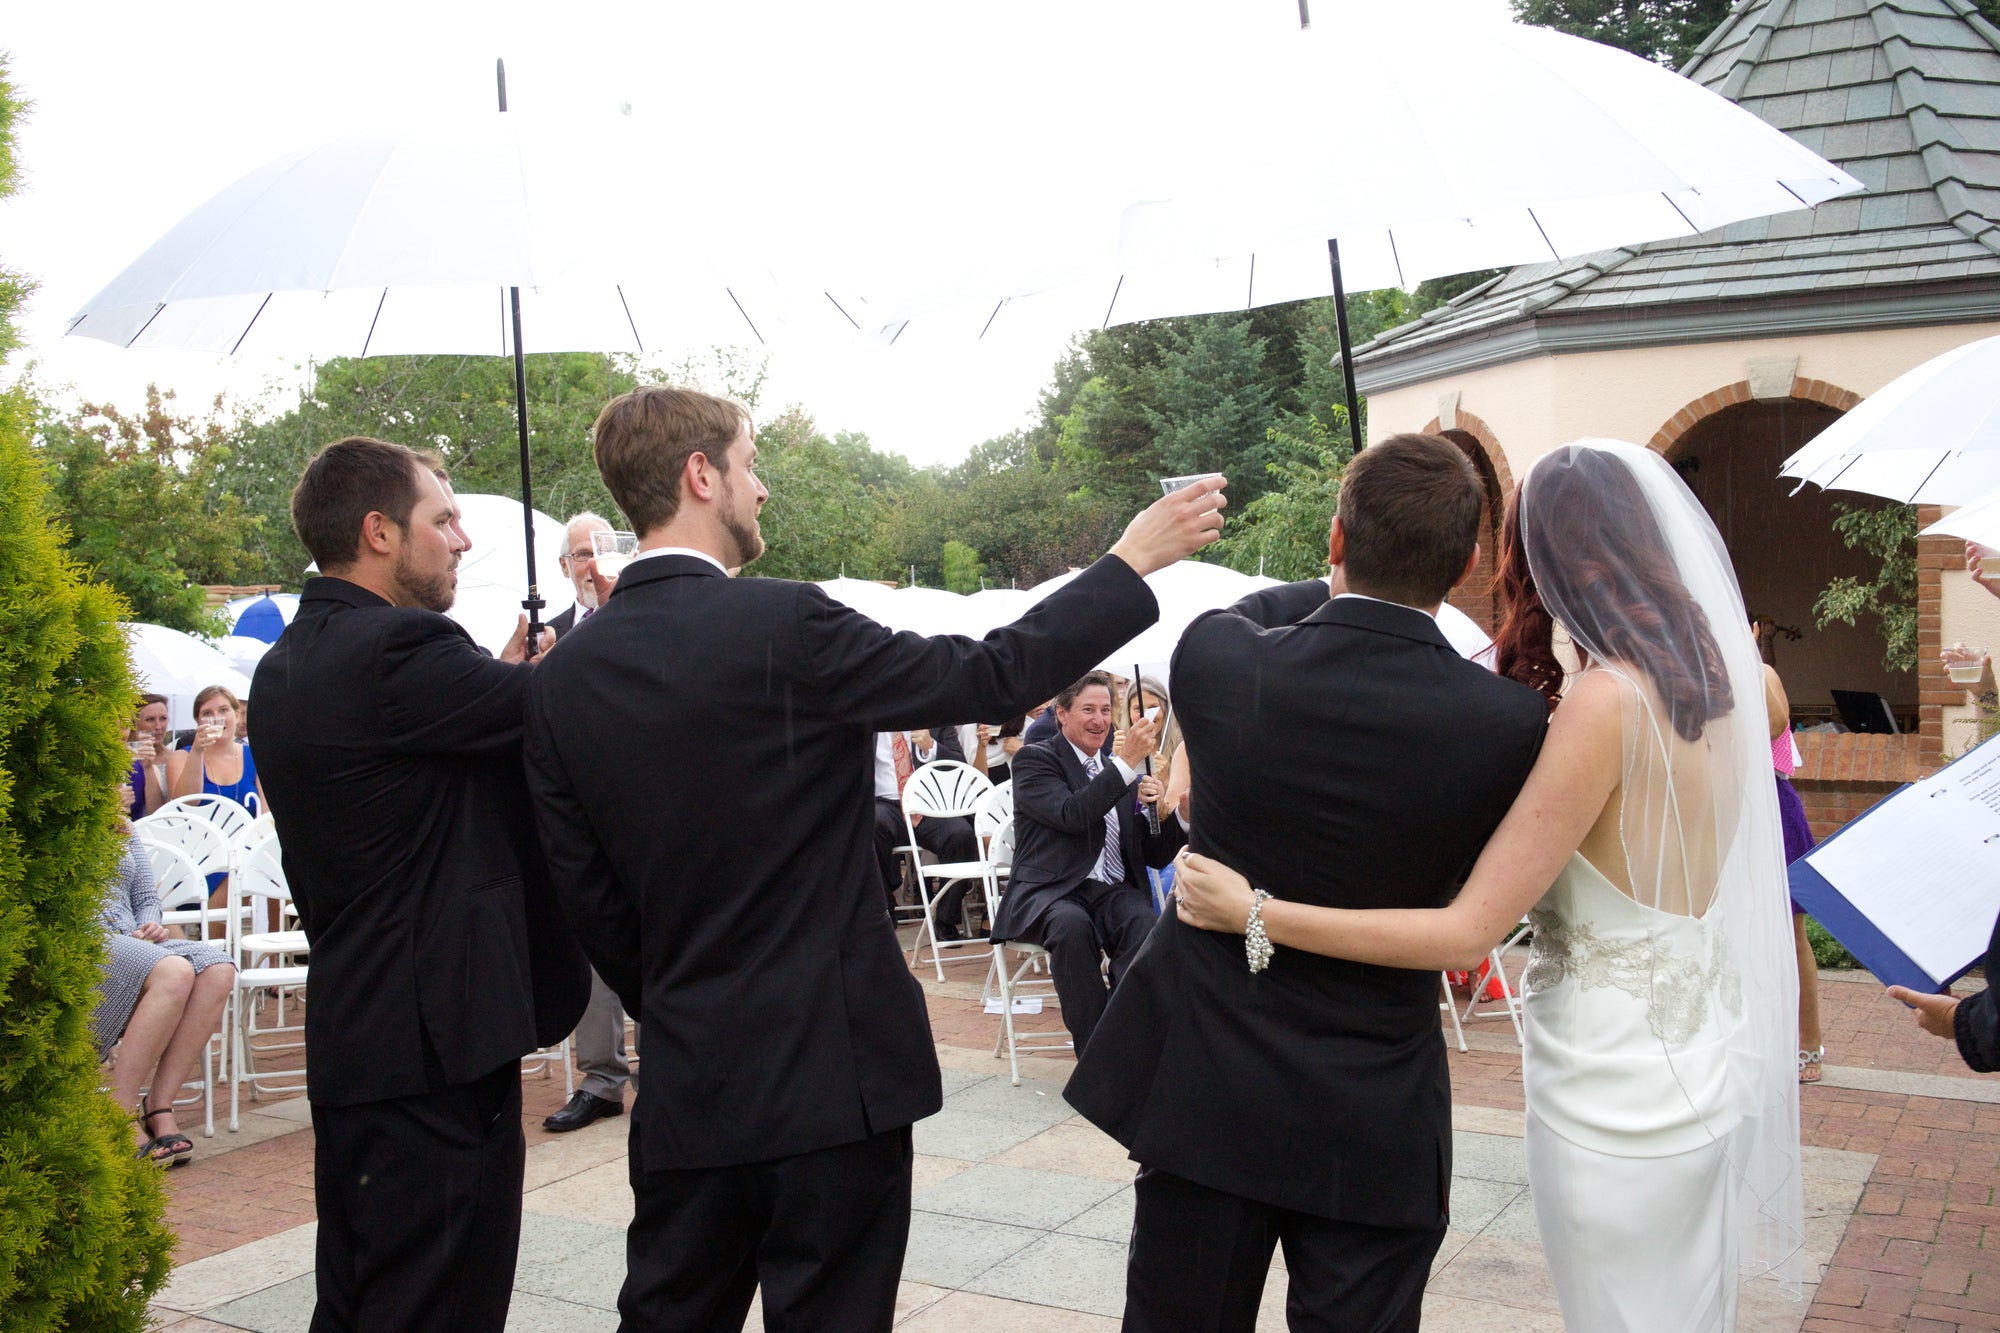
top-left (1804, 732), bottom-right (2000, 981)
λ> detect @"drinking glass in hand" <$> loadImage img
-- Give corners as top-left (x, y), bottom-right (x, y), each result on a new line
top-left (591, 529), bottom-right (640, 582)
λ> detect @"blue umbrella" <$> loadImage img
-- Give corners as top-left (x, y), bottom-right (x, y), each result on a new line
top-left (233, 596), bottom-right (288, 645)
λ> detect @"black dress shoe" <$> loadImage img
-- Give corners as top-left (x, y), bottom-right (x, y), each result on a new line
top-left (542, 1090), bottom-right (623, 1132)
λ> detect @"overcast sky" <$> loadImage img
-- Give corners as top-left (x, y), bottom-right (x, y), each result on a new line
top-left (1, 0), bottom-right (1516, 467)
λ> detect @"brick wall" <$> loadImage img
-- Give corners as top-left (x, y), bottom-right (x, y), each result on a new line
top-left (1792, 732), bottom-right (1926, 842)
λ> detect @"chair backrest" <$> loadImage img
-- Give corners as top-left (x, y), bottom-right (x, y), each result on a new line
top-left (229, 835), bottom-right (293, 962)
top-left (974, 780), bottom-right (1013, 842)
top-left (980, 819), bottom-right (1017, 916)
top-left (146, 841), bottom-right (210, 914)
top-left (153, 793), bottom-right (258, 850)
top-left (902, 760), bottom-right (993, 829)
top-left (133, 813), bottom-right (232, 876)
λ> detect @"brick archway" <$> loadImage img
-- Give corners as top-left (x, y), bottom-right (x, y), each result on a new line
top-left (1422, 409), bottom-right (1513, 634)
top-left (1648, 375), bottom-right (1952, 783)
top-left (1649, 376), bottom-right (1863, 455)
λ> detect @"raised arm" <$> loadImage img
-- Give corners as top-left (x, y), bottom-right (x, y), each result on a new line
top-left (1173, 673), bottom-right (1622, 972)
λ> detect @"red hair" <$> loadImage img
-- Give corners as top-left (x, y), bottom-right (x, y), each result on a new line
top-left (1491, 447), bottom-right (1733, 742)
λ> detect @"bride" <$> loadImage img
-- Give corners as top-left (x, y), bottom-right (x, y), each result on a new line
top-left (1174, 440), bottom-right (1805, 1330)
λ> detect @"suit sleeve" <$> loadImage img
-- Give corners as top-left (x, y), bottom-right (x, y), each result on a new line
top-left (797, 554), bottom-right (1158, 732)
top-left (932, 725), bottom-right (967, 765)
top-left (523, 672), bottom-right (643, 1014)
top-left (1954, 910), bottom-right (2000, 1073)
top-left (1013, 743), bottom-right (1134, 835)
top-left (376, 613), bottom-right (534, 758)
top-left (1226, 579), bottom-right (1332, 629)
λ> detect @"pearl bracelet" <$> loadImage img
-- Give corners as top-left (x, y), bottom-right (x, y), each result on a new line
top-left (1245, 889), bottom-right (1274, 974)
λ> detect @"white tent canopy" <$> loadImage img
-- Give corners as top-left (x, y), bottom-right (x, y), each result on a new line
top-left (448, 493), bottom-right (575, 655)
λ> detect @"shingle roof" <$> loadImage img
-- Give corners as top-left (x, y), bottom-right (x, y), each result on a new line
top-left (1354, 0), bottom-right (2000, 393)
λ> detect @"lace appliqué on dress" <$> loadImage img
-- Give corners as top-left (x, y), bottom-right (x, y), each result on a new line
top-left (1524, 908), bottom-right (1742, 1044)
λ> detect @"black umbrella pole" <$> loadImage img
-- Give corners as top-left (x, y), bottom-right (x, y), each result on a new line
top-left (509, 285), bottom-right (546, 646)
top-left (1326, 239), bottom-right (1364, 458)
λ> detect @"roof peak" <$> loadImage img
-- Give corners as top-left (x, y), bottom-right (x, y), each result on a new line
top-left (1357, 0), bottom-right (2000, 390)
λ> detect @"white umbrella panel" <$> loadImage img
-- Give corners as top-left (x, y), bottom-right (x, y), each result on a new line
top-left (1781, 336), bottom-right (2000, 505)
top-left (124, 623), bottom-right (255, 730)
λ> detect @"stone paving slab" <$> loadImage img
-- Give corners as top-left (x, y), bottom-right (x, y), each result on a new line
top-left (150, 971), bottom-right (2000, 1330)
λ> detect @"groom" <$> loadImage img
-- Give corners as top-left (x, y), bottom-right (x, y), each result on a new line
top-left (1066, 434), bottom-right (1550, 1331)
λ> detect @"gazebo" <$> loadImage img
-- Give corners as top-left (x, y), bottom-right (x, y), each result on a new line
top-left (1355, 0), bottom-right (2000, 837)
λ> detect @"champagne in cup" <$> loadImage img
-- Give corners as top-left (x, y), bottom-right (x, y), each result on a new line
top-left (591, 529), bottom-right (640, 582)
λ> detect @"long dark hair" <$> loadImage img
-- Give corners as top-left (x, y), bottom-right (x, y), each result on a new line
top-left (1492, 446), bottom-right (1733, 742)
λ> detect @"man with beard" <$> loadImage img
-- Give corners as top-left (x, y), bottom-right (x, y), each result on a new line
top-left (252, 437), bottom-right (589, 1332)
top-left (524, 385), bottom-right (1226, 1330)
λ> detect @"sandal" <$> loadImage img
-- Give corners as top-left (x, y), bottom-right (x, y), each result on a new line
top-left (1798, 1046), bottom-right (1824, 1085)
top-left (139, 1107), bottom-right (194, 1165)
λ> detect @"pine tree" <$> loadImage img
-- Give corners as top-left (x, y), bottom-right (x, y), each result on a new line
top-left (0, 56), bottom-right (175, 1331)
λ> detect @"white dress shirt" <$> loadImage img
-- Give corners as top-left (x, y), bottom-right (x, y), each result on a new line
top-left (874, 731), bottom-right (939, 803)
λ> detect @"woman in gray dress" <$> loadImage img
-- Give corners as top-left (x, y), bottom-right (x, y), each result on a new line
top-left (98, 806), bottom-right (234, 1164)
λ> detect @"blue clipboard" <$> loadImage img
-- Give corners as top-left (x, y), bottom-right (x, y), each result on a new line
top-left (1788, 752), bottom-right (1997, 994)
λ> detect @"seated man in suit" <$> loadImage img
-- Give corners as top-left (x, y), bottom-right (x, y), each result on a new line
top-left (993, 672), bottom-right (1182, 1054)
top-left (871, 727), bottom-right (981, 936)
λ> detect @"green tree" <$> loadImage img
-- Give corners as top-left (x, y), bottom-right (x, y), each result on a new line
top-left (1813, 501), bottom-right (1918, 672)
top-left (1510, 0), bottom-right (1736, 68)
top-left (745, 406), bottom-right (884, 581)
top-left (0, 56), bottom-right (175, 1329)
top-left (36, 387), bottom-right (252, 633)
top-left (940, 540), bottom-right (986, 594)
top-left (1213, 411), bottom-right (1356, 581)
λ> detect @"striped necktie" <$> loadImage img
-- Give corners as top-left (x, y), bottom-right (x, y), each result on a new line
top-left (1083, 752), bottom-right (1126, 886)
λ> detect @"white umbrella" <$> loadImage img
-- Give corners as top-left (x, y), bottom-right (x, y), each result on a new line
top-left (65, 98), bottom-right (847, 641)
top-left (124, 623), bottom-right (255, 730)
top-left (448, 492), bottom-right (575, 654)
top-left (961, 588), bottom-right (1038, 639)
top-left (1022, 561), bottom-right (1281, 675)
top-left (216, 634), bottom-right (276, 677)
top-left (1781, 336), bottom-right (2000, 505)
top-left (833, 5), bottom-right (1859, 456)
top-left (1921, 491), bottom-right (2000, 551)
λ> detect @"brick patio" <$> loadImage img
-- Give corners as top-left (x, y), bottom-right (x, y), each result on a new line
top-left (146, 955), bottom-right (2000, 1331)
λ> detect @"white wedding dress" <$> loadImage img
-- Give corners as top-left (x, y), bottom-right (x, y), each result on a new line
top-left (1504, 442), bottom-right (1807, 1331)
top-left (1523, 852), bottom-right (1745, 1330)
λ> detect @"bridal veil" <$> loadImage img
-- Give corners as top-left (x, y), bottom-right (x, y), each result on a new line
top-left (1516, 440), bottom-right (1809, 1295)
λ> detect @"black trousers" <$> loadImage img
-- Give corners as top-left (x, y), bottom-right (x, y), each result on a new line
top-left (872, 799), bottom-right (979, 926)
top-left (1124, 1167), bottom-right (1446, 1333)
top-left (619, 1123), bottom-right (913, 1332)
top-left (309, 1061), bottom-right (524, 1333)
top-left (1017, 877), bottom-right (1155, 1054)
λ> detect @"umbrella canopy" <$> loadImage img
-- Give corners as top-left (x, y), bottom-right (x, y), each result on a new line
top-left (448, 492), bottom-right (574, 654)
top-left (1780, 336), bottom-right (2000, 505)
top-left (1921, 490), bottom-right (2000, 551)
top-left (216, 634), bottom-right (275, 676)
top-left (1020, 561), bottom-right (1282, 676)
top-left (124, 623), bottom-right (255, 729)
top-left (227, 594), bottom-right (297, 644)
top-left (849, 6), bottom-right (1861, 348)
top-left (63, 112), bottom-right (835, 359)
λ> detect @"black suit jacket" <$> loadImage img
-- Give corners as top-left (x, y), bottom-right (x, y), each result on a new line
top-left (1956, 909), bottom-right (2000, 1072)
top-left (1066, 586), bottom-right (1548, 1228)
top-left (251, 577), bottom-right (591, 1107)
top-left (549, 603), bottom-right (579, 640)
top-left (993, 739), bottom-right (1183, 941)
top-left (522, 552), bottom-right (1158, 1172)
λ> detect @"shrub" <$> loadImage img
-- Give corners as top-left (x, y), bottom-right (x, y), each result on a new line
top-left (0, 382), bottom-right (173, 1328)
top-left (1805, 915), bottom-right (1859, 972)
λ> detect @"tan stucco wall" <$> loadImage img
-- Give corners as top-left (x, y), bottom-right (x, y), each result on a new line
top-left (1365, 320), bottom-right (2000, 477)
top-left (1366, 318), bottom-right (2000, 767)
top-left (1940, 563), bottom-right (2000, 760)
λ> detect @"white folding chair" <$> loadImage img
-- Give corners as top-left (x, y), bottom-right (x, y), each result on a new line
top-left (521, 1040), bottom-right (576, 1101)
top-left (227, 837), bottom-right (308, 1129)
top-left (133, 813), bottom-right (232, 881)
top-left (901, 761), bottom-right (996, 980)
top-left (981, 820), bottom-right (1070, 1085)
top-left (152, 793), bottom-right (258, 851)
top-left (1458, 920), bottom-right (1530, 1045)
